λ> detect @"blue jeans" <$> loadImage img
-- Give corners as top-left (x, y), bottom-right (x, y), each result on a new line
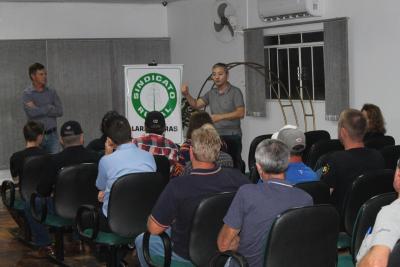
top-left (41, 131), bottom-right (59, 154)
top-left (135, 229), bottom-right (193, 267)
top-left (24, 197), bottom-right (53, 247)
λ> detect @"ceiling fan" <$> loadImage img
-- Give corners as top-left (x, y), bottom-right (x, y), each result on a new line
top-left (213, 0), bottom-right (238, 43)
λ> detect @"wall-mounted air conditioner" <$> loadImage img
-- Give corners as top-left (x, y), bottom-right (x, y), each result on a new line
top-left (258, 0), bottom-right (325, 22)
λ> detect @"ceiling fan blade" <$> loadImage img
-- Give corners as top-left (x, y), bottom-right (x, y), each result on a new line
top-left (217, 3), bottom-right (228, 19)
top-left (226, 21), bottom-right (235, 37)
top-left (214, 22), bottom-right (225, 32)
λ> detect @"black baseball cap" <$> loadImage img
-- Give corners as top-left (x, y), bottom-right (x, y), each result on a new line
top-left (145, 111), bottom-right (166, 131)
top-left (60, 121), bottom-right (83, 137)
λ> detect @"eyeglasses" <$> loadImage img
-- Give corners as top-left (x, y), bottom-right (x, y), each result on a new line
top-left (397, 158), bottom-right (400, 169)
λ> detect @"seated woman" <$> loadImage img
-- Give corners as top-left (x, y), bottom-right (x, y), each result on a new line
top-left (361, 104), bottom-right (386, 141)
top-left (180, 111), bottom-right (233, 175)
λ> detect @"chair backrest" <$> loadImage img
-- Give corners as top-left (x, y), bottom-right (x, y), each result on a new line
top-left (343, 169), bottom-right (395, 236)
top-left (107, 172), bottom-right (165, 237)
top-left (188, 192), bottom-right (236, 266)
top-left (264, 205), bottom-right (339, 267)
top-left (380, 145), bottom-right (400, 170)
top-left (306, 139), bottom-right (344, 169)
top-left (20, 155), bottom-right (50, 201)
top-left (294, 181), bottom-right (331, 204)
top-left (248, 134), bottom-right (272, 170)
top-left (388, 241), bottom-right (400, 267)
top-left (248, 167), bottom-right (260, 184)
top-left (351, 192), bottom-right (398, 260)
top-left (365, 135), bottom-right (395, 150)
top-left (303, 130), bottom-right (331, 163)
top-left (53, 163), bottom-right (98, 219)
top-left (153, 155), bottom-right (170, 184)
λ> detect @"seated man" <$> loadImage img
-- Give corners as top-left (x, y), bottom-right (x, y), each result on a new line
top-left (317, 109), bottom-right (385, 213)
top-left (28, 120), bottom-right (101, 256)
top-left (180, 111), bottom-right (233, 175)
top-left (135, 124), bottom-right (250, 266)
top-left (37, 120), bottom-right (101, 197)
top-left (356, 159), bottom-right (400, 267)
top-left (8, 121), bottom-right (47, 249)
top-left (218, 139), bottom-right (313, 267)
top-left (10, 121), bottom-right (47, 183)
top-left (86, 110), bottom-right (119, 154)
top-left (96, 115), bottom-right (156, 228)
top-left (274, 127), bottom-right (318, 184)
top-left (133, 111), bottom-right (184, 177)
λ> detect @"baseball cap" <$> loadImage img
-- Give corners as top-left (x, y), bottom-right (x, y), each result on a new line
top-left (271, 124), bottom-right (298, 139)
top-left (276, 127), bottom-right (306, 153)
top-left (145, 111), bottom-right (166, 131)
top-left (60, 121), bottom-right (83, 137)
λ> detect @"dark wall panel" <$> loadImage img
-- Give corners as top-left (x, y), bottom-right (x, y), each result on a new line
top-left (0, 38), bottom-right (170, 169)
top-left (0, 40), bottom-right (46, 169)
top-left (47, 39), bottom-right (112, 146)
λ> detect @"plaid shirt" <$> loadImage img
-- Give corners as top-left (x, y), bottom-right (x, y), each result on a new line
top-left (133, 133), bottom-right (185, 177)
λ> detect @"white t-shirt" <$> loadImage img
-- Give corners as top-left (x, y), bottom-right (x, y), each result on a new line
top-left (356, 198), bottom-right (400, 262)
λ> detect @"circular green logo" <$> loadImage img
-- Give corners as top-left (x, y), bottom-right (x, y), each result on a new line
top-left (131, 72), bottom-right (177, 119)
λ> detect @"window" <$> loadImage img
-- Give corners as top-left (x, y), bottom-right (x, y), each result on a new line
top-left (264, 31), bottom-right (325, 100)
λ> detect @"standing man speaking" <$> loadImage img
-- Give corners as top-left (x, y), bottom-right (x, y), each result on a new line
top-left (22, 63), bottom-right (63, 154)
top-left (181, 63), bottom-right (245, 170)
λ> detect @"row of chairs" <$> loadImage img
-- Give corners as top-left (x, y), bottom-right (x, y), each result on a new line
top-left (248, 130), bottom-right (398, 172)
top-left (1, 154), bottom-right (171, 266)
top-left (1, 150), bottom-right (398, 266)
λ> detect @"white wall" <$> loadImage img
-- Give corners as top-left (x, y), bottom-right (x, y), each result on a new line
top-left (0, 2), bottom-right (168, 39)
top-left (168, 0), bottom-right (400, 168)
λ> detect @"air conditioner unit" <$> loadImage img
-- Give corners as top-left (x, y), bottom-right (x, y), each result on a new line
top-left (258, 0), bottom-right (325, 22)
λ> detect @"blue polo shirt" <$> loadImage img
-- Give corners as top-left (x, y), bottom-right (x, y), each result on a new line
top-left (224, 179), bottom-right (313, 267)
top-left (151, 166), bottom-right (250, 259)
top-left (285, 162), bottom-right (318, 184)
top-left (95, 143), bottom-right (156, 217)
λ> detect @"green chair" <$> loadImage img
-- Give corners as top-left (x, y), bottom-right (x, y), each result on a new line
top-left (76, 172), bottom-right (166, 267)
top-left (143, 192), bottom-right (236, 267)
top-left (31, 163), bottom-right (98, 262)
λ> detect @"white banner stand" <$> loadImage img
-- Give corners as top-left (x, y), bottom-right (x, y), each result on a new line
top-left (124, 64), bottom-right (183, 144)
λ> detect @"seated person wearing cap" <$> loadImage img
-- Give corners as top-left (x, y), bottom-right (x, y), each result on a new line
top-left (316, 109), bottom-right (384, 213)
top-left (218, 139), bottom-right (313, 267)
top-left (10, 121), bottom-right (47, 184)
top-left (134, 124), bottom-right (250, 266)
top-left (37, 120), bottom-right (101, 197)
top-left (133, 111), bottom-right (184, 177)
top-left (96, 115), bottom-right (156, 228)
top-left (274, 127), bottom-right (318, 184)
top-left (356, 159), bottom-right (400, 267)
top-left (28, 121), bottom-right (100, 257)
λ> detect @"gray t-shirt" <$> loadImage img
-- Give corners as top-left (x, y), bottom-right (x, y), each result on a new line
top-left (22, 87), bottom-right (63, 130)
top-left (224, 179), bottom-right (313, 267)
top-left (356, 198), bottom-right (400, 262)
top-left (201, 84), bottom-right (244, 136)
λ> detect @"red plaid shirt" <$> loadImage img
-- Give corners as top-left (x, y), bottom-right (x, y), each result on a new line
top-left (133, 133), bottom-right (185, 177)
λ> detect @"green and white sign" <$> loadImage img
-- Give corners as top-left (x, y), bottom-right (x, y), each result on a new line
top-left (125, 65), bottom-right (183, 143)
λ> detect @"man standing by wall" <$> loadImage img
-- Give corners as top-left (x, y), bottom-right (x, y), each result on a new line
top-left (181, 63), bottom-right (245, 170)
top-left (22, 63), bottom-right (63, 154)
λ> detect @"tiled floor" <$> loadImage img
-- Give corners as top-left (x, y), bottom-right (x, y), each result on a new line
top-left (0, 201), bottom-right (137, 267)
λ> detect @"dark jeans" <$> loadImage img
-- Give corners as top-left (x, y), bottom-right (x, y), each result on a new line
top-left (24, 197), bottom-right (53, 247)
top-left (221, 135), bottom-right (244, 172)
